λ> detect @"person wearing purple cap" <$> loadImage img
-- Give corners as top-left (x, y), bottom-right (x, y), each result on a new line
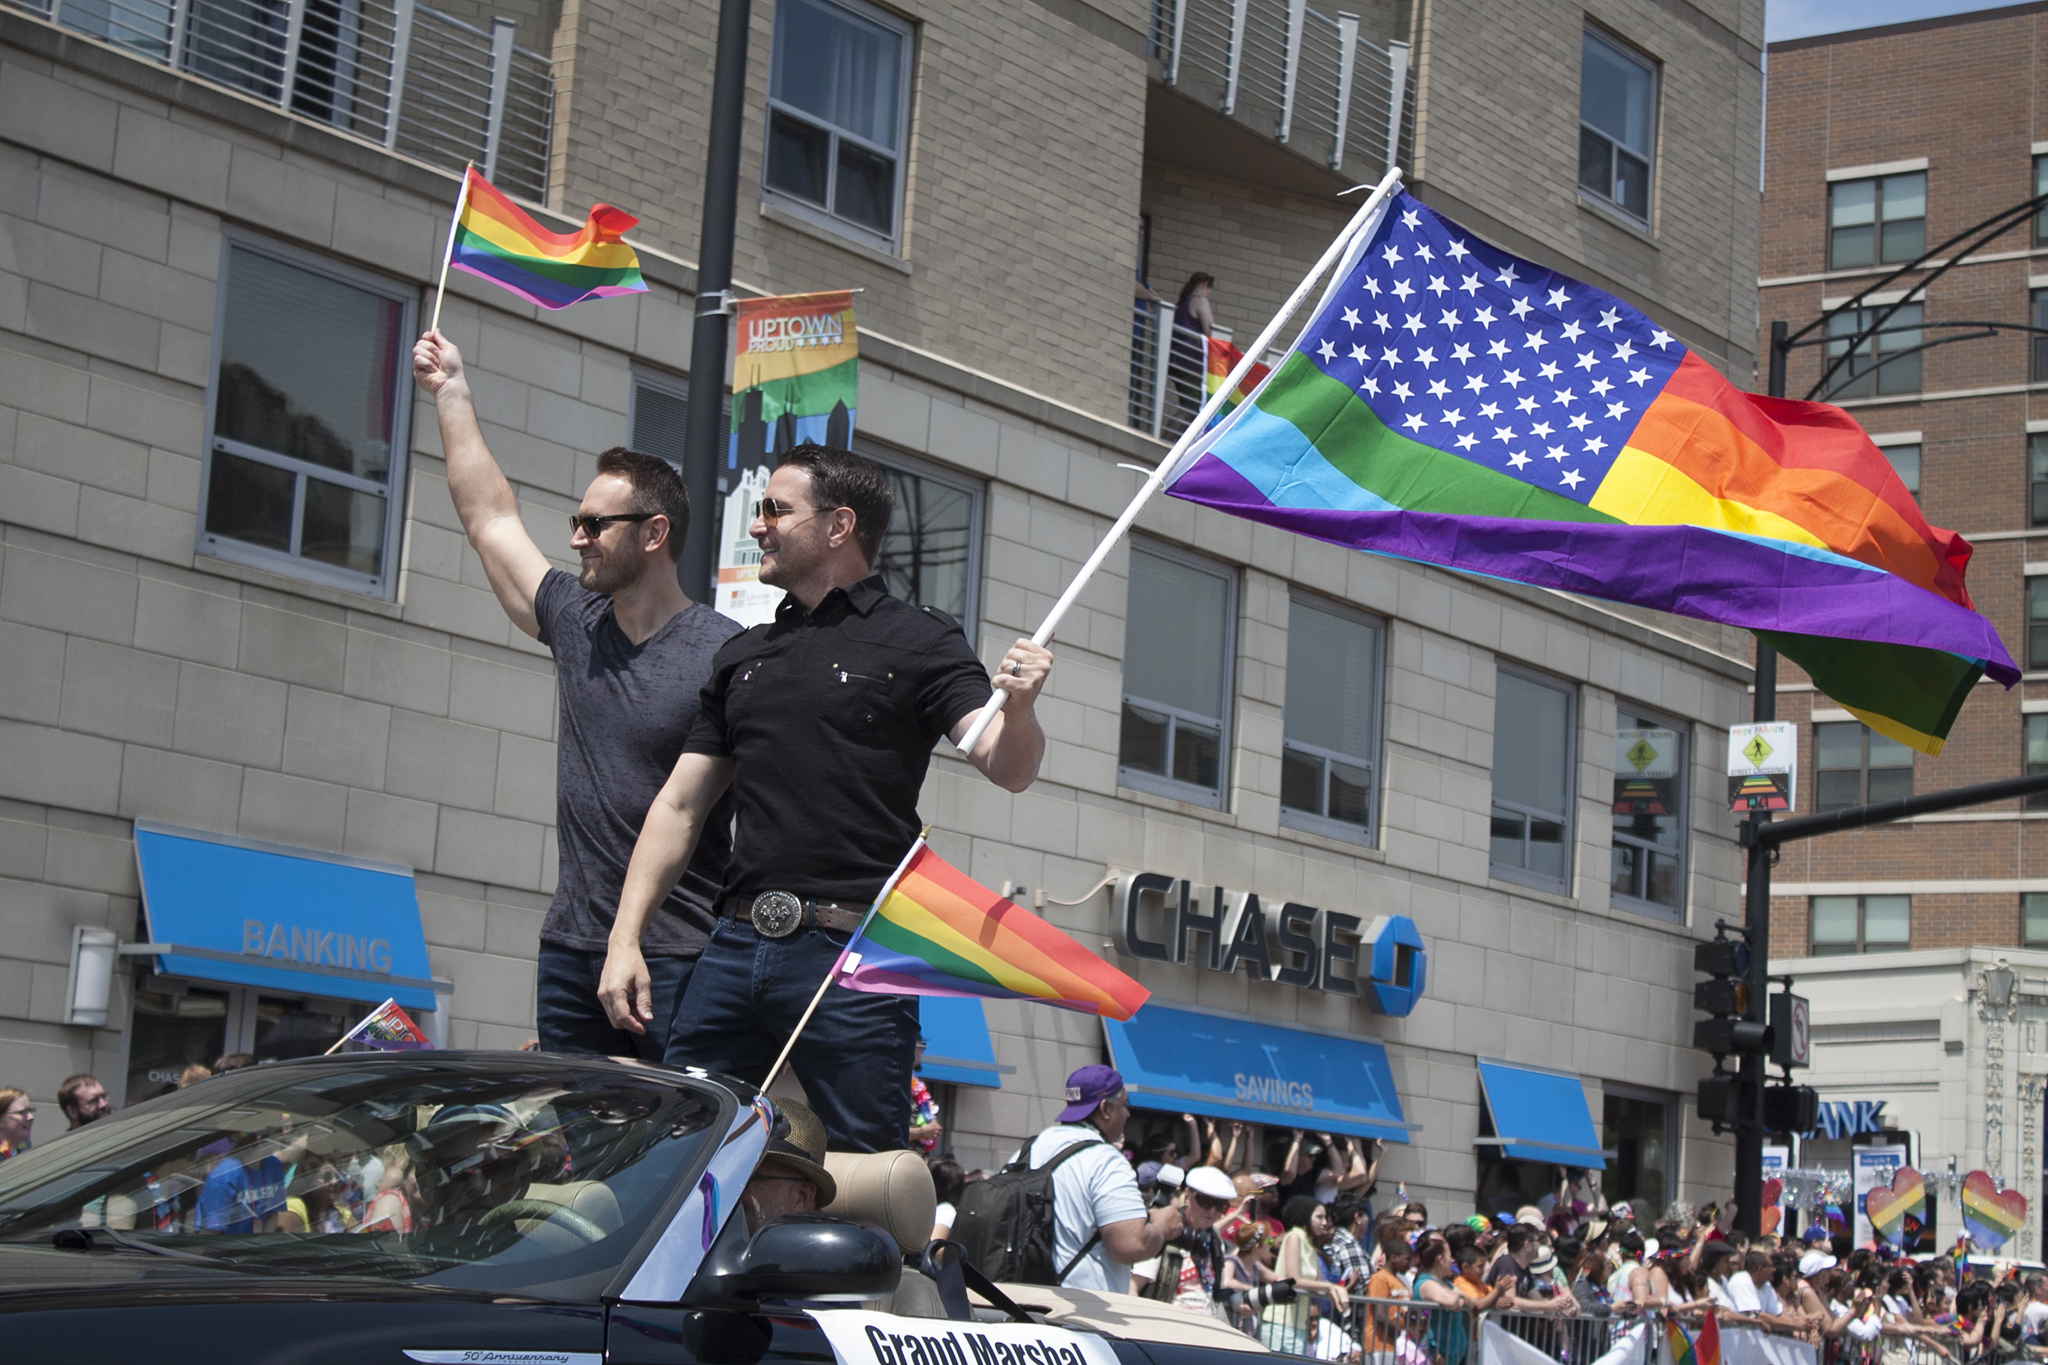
top-left (1013, 1065), bottom-right (1183, 1292)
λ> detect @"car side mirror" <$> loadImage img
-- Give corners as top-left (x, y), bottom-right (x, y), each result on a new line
top-left (682, 1214), bottom-right (902, 1309)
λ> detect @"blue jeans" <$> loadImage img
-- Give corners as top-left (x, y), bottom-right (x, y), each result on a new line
top-left (662, 918), bottom-right (918, 1152)
top-left (536, 943), bottom-right (694, 1063)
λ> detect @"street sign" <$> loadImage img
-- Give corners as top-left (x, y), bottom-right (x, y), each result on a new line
top-left (1728, 721), bottom-right (1799, 812)
top-left (1770, 991), bottom-right (1811, 1068)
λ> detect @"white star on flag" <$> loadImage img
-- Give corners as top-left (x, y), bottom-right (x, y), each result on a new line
top-left (1649, 328), bottom-right (1674, 349)
top-left (1402, 413), bottom-right (1427, 430)
top-left (1342, 307), bottom-right (1361, 329)
top-left (1318, 340), bottom-right (1337, 361)
top-left (1426, 378), bottom-right (1450, 398)
top-left (1455, 432), bottom-right (1478, 450)
top-left (1560, 469), bottom-right (1584, 489)
top-left (1507, 451), bottom-right (1532, 469)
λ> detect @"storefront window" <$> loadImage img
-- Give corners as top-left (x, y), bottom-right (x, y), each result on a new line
top-left (1601, 1090), bottom-right (1673, 1215)
top-left (126, 984), bottom-right (232, 1105)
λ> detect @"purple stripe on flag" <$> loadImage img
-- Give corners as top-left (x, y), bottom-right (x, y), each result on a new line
top-left (1170, 451), bottom-right (2019, 682)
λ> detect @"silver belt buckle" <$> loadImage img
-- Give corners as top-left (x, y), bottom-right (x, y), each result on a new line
top-left (749, 890), bottom-right (804, 939)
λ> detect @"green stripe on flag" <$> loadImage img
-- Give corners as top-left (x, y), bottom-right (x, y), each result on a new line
top-left (863, 916), bottom-right (1008, 992)
top-left (1253, 353), bottom-right (1624, 524)
top-left (1759, 630), bottom-right (1982, 752)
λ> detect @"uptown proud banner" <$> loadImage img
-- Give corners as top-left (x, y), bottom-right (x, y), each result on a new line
top-left (718, 290), bottom-right (859, 626)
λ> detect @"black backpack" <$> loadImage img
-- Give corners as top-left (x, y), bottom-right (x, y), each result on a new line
top-left (949, 1136), bottom-right (1106, 1285)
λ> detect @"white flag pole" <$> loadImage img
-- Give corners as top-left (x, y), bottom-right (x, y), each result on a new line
top-left (954, 166), bottom-right (1405, 757)
top-left (428, 164), bottom-right (474, 335)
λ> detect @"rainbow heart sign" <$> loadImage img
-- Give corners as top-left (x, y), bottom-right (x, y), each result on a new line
top-left (1760, 1178), bottom-right (1783, 1236)
top-left (1864, 1167), bottom-right (1925, 1244)
top-left (1961, 1171), bottom-right (2028, 1250)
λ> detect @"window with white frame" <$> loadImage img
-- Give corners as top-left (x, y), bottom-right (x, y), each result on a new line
top-left (199, 236), bottom-right (414, 596)
top-left (1611, 707), bottom-right (1686, 917)
top-left (764, 0), bottom-right (912, 249)
top-left (1280, 594), bottom-right (1382, 841)
top-left (1829, 172), bottom-right (1926, 271)
top-left (1578, 28), bottom-right (1657, 222)
top-left (1120, 541), bottom-right (1236, 807)
top-left (1490, 667), bottom-right (1576, 891)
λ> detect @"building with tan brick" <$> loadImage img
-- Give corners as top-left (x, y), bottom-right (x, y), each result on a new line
top-left (0, 0), bottom-right (1763, 1220)
top-left (1759, 4), bottom-right (2048, 1255)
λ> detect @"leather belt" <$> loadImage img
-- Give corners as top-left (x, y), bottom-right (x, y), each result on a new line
top-left (727, 892), bottom-right (863, 938)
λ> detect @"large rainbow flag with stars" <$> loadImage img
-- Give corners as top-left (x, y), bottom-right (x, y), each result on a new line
top-left (449, 166), bottom-right (646, 310)
top-left (834, 840), bottom-right (1149, 1020)
top-left (1165, 190), bottom-right (2015, 754)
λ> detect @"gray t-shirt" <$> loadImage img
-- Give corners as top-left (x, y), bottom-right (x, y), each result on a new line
top-left (535, 570), bottom-right (741, 956)
top-left (1014, 1123), bottom-right (1148, 1294)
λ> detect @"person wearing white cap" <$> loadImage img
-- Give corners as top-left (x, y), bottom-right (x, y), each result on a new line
top-left (1133, 1165), bottom-right (1239, 1317)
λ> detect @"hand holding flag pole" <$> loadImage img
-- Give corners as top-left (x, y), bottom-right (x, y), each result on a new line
top-left (951, 166), bottom-right (1406, 757)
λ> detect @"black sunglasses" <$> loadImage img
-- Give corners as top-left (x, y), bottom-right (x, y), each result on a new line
top-left (569, 512), bottom-right (655, 537)
top-left (752, 497), bottom-right (820, 526)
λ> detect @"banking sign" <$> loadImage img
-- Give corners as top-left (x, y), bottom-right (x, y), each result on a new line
top-left (133, 824), bottom-right (436, 1010)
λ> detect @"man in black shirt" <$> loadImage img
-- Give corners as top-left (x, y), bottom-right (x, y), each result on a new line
top-left (413, 330), bottom-right (739, 1059)
top-left (601, 444), bottom-right (1050, 1149)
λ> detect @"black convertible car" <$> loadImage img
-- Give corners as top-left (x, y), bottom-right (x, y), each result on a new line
top-left (0, 1052), bottom-right (1265, 1365)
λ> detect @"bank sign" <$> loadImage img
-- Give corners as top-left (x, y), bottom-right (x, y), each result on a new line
top-left (1113, 872), bottom-right (1426, 1016)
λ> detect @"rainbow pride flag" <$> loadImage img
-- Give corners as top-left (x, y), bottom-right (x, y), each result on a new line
top-left (1166, 190), bottom-right (2016, 754)
top-left (339, 998), bottom-right (430, 1051)
top-left (449, 167), bottom-right (647, 310)
top-left (1694, 1312), bottom-right (1721, 1365)
top-left (1664, 1316), bottom-right (1697, 1365)
top-left (1206, 336), bottom-right (1270, 418)
top-left (834, 841), bottom-right (1150, 1020)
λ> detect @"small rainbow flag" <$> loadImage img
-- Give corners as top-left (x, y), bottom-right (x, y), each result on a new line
top-left (339, 997), bottom-right (431, 1051)
top-left (834, 839), bottom-right (1150, 1020)
top-left (1205, 336), bottom-right (1270, 419)
top-left (1664, 1316), bottom-right (1696, 1365)
top-left (1694, 1311), bottom-right (1721, 1365)
top-left (448, 166), bottom-right (647, 310)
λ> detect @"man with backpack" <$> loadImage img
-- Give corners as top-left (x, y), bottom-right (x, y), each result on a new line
top-left (951, 1065), bottom-right (1181, 1291)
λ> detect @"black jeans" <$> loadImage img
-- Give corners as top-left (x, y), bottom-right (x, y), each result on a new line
top-left (661, 918), bottom-right (918, 1151)
top-left (535, 943), bottom-right (694, 1062)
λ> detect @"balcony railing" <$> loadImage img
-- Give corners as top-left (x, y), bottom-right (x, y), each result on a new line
top-left (9, 0), bottom-right (553, 200)
top-left (1129, 302), bottom-right (1229, 439)
top-left (1149, 0), bottom-right (1410, 176)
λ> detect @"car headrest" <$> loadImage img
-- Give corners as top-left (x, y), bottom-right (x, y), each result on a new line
top-left (820, 1150), bottom-right (935, 1254)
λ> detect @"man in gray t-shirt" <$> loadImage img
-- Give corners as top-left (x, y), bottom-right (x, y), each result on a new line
top-left (414, 329), bottom-right (737, 1058)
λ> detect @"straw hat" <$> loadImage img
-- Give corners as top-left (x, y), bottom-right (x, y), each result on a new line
top-left (761, 1096), bottom-right (837, 1205)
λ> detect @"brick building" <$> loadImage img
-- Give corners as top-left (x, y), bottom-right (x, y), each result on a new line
top-left (1759, 4), bottom-right (2048, 1250)
top-left (1, 0), bottom-right (1762, 1217)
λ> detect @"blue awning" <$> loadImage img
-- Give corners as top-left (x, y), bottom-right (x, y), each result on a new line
top-left (133, 822), bottom-right (436, 1011)
top-left (916, 996), bottom-right (1009, 1089)
top-left (1103, 1003), bottom-right (1411, 1142)
top-left (1475, 1059), bottom-right (1605, 1168)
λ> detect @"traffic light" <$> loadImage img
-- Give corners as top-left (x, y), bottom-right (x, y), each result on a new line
top-left (1697, 1075), bottom-right (1743, 1126)
top-left (1693, 937), bottom-right (1768, 1057)
top-left (1762, 1084), bottom-right (1819, 1134)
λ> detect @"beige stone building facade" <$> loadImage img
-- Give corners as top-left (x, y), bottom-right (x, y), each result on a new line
top-left (0, 0), bottom-right (1763, 1218)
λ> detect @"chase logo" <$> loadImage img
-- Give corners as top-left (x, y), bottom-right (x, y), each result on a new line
top-left (1363, 915), bottom-right (1426, 1018)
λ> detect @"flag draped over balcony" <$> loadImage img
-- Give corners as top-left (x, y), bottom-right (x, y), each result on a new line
top-left (1163, 190), bottom-right (2015, 755)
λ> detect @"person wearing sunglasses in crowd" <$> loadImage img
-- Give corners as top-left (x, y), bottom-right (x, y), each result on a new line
top-left (1135, 1165), bottom-right (1240, 1317)
top-left (605, 443), bottom-right (1052, 1151)
top-left (412, 329), bottom-right (743, 1062)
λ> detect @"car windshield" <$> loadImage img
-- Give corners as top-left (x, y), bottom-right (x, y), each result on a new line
top-left (0, 1055), bottom-right (726, 1297)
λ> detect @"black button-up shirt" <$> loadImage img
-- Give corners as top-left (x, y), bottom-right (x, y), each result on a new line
top-left (685, 576), bottom-right (994, 904)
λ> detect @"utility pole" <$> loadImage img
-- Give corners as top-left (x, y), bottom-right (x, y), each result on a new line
top-left (679, 0), bottom-right (753, 600)
top-left (1729, 321), bottom-right (1790, 1237)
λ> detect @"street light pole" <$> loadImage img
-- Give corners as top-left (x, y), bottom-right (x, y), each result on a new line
top-left (1732, 320), bottom-right (1790, 1238)
top-left (679, 0), bottom-right (753, 601)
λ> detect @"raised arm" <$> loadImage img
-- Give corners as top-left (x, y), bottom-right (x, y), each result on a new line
top-left (597, 752), bottom-right (735, 1032)
top-left (413, 329), bottom-right (552, 638)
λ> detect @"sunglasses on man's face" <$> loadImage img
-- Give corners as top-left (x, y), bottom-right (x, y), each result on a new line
top-left (752, 497), bottom-right (820, 527)
top-left (569, 512), bottom-right (655, 538)
top-left (1191, 1191), bottom-right (1232, 1212)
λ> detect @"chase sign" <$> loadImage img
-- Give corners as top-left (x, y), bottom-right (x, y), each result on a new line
top-left (1113, 872), bottom-right (1427, 1016)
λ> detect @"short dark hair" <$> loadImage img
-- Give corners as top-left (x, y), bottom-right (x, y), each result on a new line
top-left (929, 1157), bottom-right (965, 1206)
top-left (776, 443), bottom-right (894, 565)
top-left (212, 1053), bottom-right (255, 1074)
top-left (1503, 1224), bottom-right (1538, 1254)
top-left (595, 448), bottom-right (691, 561)
top-left (57, 1074), bottom-right (100, 1110)
top-left (1331, 1196), bottom-right (1369, 1231)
